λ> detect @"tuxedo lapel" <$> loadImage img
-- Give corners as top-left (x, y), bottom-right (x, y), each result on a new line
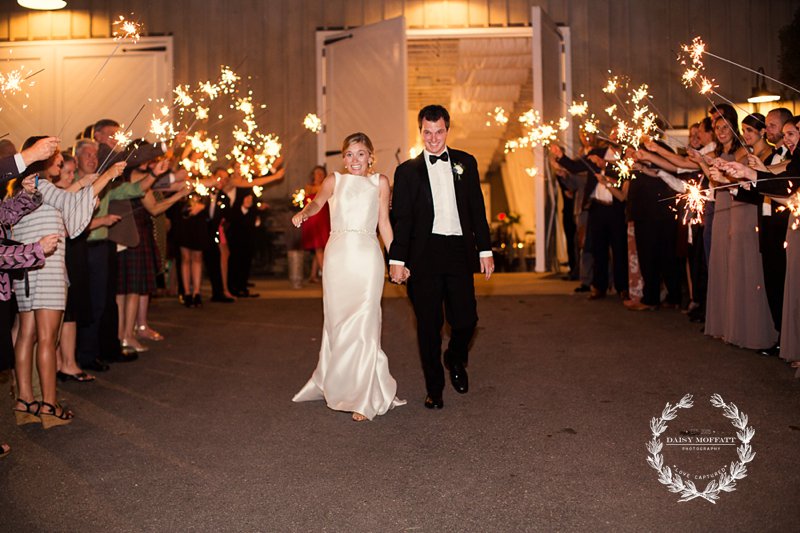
top-left (415, 153), bottom-right (434, 210)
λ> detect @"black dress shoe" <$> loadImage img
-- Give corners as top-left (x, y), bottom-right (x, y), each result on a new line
top-left (574, 284), bottom-right (591, 293)
top-left (758, 344), bottom-right (780, 357)
top-left (424, 395), bottom-right (444, 409)
top-left (84, 359), bottom-right (110, 372)
top-left (448, 362), bottom-right (469, 393)
top-left (210, 295), bottom-right (235, 303)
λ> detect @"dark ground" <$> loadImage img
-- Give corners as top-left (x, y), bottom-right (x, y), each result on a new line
top-left (1, 277), bottom-right (798, 532)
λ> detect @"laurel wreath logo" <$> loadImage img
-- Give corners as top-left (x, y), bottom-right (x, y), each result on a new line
top-left (646, 393), bottom-right (756, 503)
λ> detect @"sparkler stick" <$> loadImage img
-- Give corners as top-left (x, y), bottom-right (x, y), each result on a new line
top-left (701, 49), bottom-right (800, 96)
top-left (57, 15), bottom-right (143, 137)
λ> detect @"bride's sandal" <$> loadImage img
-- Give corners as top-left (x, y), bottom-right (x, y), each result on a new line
top-left (39, 402), bottom-right (73, 429)
top-left (351, 412), bottom-right (367, 422)
top-left (0, 442), bottom-right (9, 458)
top-left (13, 398), bottom-right (41, 426)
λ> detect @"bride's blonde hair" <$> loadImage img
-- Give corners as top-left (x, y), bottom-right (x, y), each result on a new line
top-left (342, 132), bottom-right (375, 169)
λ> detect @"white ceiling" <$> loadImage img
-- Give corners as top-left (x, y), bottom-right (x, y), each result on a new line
top-left (408, 37), bottom-right (532, 177)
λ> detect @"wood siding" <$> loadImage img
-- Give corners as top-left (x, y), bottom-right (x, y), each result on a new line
top-left (0, 0), bottom-right (796, 195)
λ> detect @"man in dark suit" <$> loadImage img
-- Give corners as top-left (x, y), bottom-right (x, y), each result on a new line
top-left (204, 168), bottom-right (235, 302)
top-left (389, 105), bottom-right (493, 410)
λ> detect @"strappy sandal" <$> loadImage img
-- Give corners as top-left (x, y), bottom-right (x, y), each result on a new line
top-left (39, 401), bottom-right (73, 430)
top-left (0, 442), bottom-right (10, 458)
top-left (13, 398), bottom-right (40, 426)
top-left (351, 412), bottom-right (368, 422)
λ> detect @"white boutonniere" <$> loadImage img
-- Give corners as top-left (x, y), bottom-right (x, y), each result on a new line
top-left (452, 162), bottom-right (464, 181)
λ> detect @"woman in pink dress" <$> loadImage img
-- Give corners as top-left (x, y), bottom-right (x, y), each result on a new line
top-left (301, 165), bottom-right (331, 283)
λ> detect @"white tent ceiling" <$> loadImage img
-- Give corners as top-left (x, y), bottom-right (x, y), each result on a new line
top-left (408, 37), bottom-right (532, 177)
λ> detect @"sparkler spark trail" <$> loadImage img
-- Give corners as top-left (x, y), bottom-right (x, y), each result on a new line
top-left (485, 106), bottom-right (509, 126)
top-left (113, 15), bottom-right (142, 43)
top-left (677, 180), bottom-right (710, 225)
top-left (568, 99), bottom-right (589, 117)
top-left (112, 129), bottom-right (133, 149)
top-left (303, 113), bottom-right (322, 133)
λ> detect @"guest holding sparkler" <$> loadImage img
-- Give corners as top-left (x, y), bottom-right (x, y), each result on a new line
top-left (733, 108), bottom-right (794, 357)
top-left (718, 115), bottom-right (800, 376)
top-left (117, 157), bottom-right (189, 345)
top-left (702, 115), bottom-right (777, 350)
top-left (12, 137), bottom-right (125, 428)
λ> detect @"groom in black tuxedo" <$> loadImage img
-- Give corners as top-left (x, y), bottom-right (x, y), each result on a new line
top-left (389, 105), bottom-right (494, 409)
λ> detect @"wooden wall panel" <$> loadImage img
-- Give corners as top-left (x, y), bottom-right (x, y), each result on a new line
top-left (0, 0), bottom-right (797, 194)
top-left (468, 0), bottom-right (489, 27)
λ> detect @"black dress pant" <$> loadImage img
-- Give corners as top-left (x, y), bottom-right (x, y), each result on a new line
top-left (588, 202), bottom-right (627, 293)
top-left (407, 235), bottom-right (478, 397)
top-left (760, 212), bottom-right (789, 333)
top-left (77, 241), bottom-right (121, 365)
top-left (0, 297), bottom-right (16, 371)
top-left (634, 218), bottom-right (681, 306)
top-left (227, 228), bottom-right (253, 295)
top-left (562, 196), bottom-right (577, 275)
top-left (203, 235), bottom-right (224, 298)
top-left (689, 224), bottom-right (708, 307)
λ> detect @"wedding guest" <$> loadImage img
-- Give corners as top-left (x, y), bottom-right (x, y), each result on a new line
top-left (203, 167), bottom-right (236, 303)
top-left (719, 116), bottom-right (800, 376)
top-left (1, 175), bottom-right (57, 451)
top-left (52, 151), bottom-right (98, 382)
top-left (117, 159), bottom-right (188, 347)
top-left (736, 108), bottom-right (793, 356)
top-left (76, 137), bottom-right (157, 370)
top-left (301, 165), bottom-right (330, 283)
top-left (703, 117), bottom-right (777, 349)
top-left (12, 137), bottom-right (124, 428)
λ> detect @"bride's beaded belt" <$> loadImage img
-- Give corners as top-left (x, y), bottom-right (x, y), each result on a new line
top-left (330, 229), bottom-right (376, 235)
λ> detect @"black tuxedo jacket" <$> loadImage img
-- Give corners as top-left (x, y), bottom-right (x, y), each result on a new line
top-left (389, 148), bottom-right (491, 273)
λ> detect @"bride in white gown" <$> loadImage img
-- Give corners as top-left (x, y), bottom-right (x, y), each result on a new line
top-left (291, 132), bottom-right (406, 421)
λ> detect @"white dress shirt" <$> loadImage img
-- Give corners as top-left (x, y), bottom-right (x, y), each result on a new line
top-left (425, 149), bottom-right (462, 236)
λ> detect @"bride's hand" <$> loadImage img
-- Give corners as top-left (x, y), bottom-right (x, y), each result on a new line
top-left (291, 211), bottom-right (306, 227)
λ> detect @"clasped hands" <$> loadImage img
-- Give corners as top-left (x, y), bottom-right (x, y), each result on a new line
top-left (389, 264), bottom-right (411, 284)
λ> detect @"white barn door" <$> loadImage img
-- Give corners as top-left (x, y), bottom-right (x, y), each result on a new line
top-left (532, 7), bottom-right (569, 272)
top-left (0, 37), bottom-right (172, 147)
top-left (318, 17), bottom-right (407, 177)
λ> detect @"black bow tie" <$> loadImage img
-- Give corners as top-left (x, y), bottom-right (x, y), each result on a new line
top-left (429, 152), bottom-right (449, 165)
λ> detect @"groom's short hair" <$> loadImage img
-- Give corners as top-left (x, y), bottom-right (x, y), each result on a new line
top-left (418, 105), bottom-right (450, 130)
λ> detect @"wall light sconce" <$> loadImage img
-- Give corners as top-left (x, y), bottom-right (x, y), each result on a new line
top-left (747, 67), bottom-right (780, 104)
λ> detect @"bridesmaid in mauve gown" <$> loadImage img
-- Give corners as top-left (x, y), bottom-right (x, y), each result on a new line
top-left (291, 132), bottom-right (405, 421)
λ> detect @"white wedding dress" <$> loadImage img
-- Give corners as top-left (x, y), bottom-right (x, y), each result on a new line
top-left (292, 172), bottom-right (406, 419)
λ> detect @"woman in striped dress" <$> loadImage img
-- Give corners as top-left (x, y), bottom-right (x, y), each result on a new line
top-left (11, 136), bottom-right (125, 429)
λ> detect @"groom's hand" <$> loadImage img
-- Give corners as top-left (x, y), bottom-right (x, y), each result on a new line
top-left (389, 264), bottom-right (406, 284)
top-left (480, 256), bottom-right (495, 280)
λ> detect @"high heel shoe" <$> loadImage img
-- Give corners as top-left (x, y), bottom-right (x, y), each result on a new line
top-left (121, 339), bottom-right (149, 353)
top-left (39, 402), bottom-right (73, 429)
top-left (135, 325), bottom-right (164, 341)
top-left (13, 398), bottom-right (41, 426)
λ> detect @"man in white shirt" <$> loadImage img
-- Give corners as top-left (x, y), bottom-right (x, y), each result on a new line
top-left (389, 105), bottom-right (493, 410)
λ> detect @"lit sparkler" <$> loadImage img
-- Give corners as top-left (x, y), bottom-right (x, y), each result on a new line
top-left (112, 129), bottom-right (133, 150)
top-left (292, 188), bottom-right (307, 208)
top-left (677, 180), bottom-right (710, 226)
top-left (568, 99), bottom-right (589, 117)
top-left (303, 113), bottom-right (322, 133)
top-left (486, 106), bottom-right (509, 127)
top-left (112, 15), bottom-right (142, 43)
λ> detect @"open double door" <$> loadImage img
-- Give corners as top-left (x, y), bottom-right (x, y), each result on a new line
top-left (317, 7), bottom-right (569, 272)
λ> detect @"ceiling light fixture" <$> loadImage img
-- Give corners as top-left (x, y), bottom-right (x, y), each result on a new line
top-left (17, 0), bottom-right (67, 10)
